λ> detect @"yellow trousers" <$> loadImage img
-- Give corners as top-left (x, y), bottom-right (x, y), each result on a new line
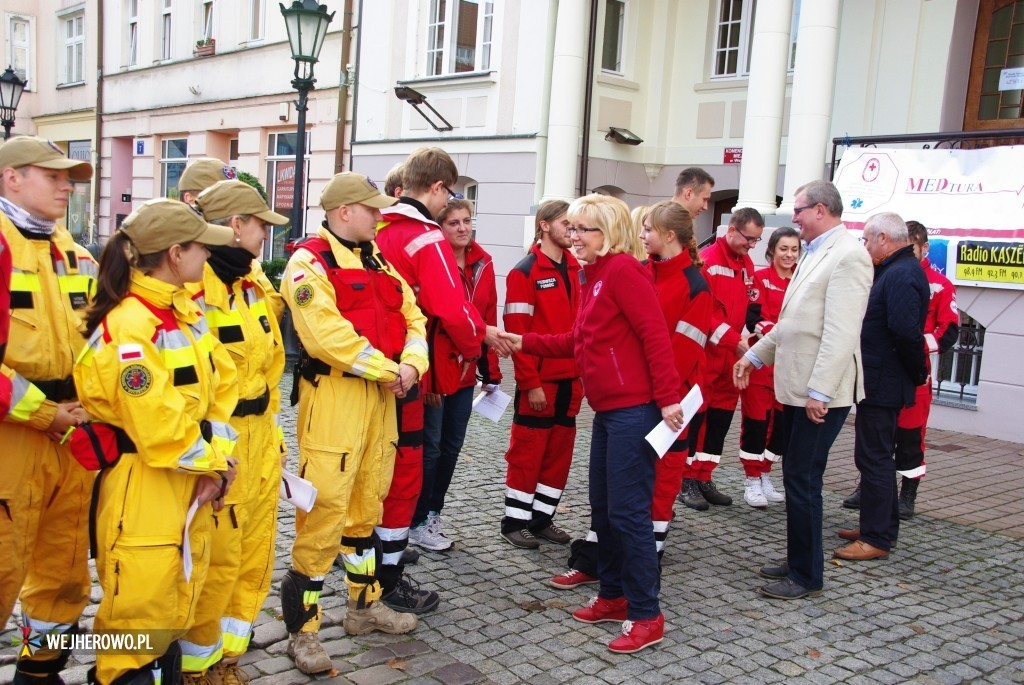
top-left (292, 376), bottom-right (397, 604)
top-left (181, 410), bottom-right (281, 671)
top-left (0, 424), bottom-right (92, 669)
top-left (92, 461), bottom-right (213, 685)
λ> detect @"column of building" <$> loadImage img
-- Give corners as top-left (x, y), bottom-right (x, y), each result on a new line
top-left (779, 0), bottom-right (843, 213)
top-left (539, 0), bottom-right (588, 203)
top-left (733, 0), bottom-right (794, 215)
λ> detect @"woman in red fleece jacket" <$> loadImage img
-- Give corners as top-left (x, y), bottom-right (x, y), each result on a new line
top-left (504, 194), bottom-right (682, 655)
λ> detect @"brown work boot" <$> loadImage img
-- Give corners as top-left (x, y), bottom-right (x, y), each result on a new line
top-left (182, 674), bottom-right (212, 685)
top-left (343, 599), bottom-right (418, 636)
top-left (286, 631), bottom-right (333, 675)
top-left (207, 657), bottom-right (250, 685)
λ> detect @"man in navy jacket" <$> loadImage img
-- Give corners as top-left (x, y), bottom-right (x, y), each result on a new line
top-left (836, 212), bottom-right (929, 561)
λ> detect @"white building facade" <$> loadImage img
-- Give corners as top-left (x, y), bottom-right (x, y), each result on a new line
top-left (97, 0), bottom-right (350, 260)
top-left (1, 0), bottom-right (99, 241)
top-left (351, 0), bottom-right (1024, 442)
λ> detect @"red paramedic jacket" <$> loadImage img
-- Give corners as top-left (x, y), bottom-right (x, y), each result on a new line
top-left (700, 236), bottom-right (756, 359)
top-left (522, 252), bottom-right (680, 413)
top-left (376, 200), bottom-right (486, 394)
top-left (503, 244), bottom-right (581, 390)
top-left (744, 265), bottom-right (792, 388)
top-left (645, 250), bottom-right (712, 396)
top-left (921, 258), bottom-right (960, 363)
top-left (452, 240), bottom-right (502, 389)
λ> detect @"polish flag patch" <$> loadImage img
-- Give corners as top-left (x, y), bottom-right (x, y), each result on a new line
top-left (292, 270), bottom-right (307, 283)
top-left (118, 344), bottom-right (144, 362)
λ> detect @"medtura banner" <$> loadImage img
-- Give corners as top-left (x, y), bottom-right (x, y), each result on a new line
top-left (833, 146), bottom-right (1024, 291)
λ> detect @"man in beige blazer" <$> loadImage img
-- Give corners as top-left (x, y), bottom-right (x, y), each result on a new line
top-left (734, 180), bottom-right (873, 600)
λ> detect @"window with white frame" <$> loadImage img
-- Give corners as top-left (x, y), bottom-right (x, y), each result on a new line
top-left (8, 16), bottom-right (31, 84)
top-left (712, 0), bottom-right (800, 79)
top-left (426, 0), bottom-right (495, 76)
top-left (127, 0), bottom-right (139, 66)
top-left (201, 0), bottom-right (214, 40)
top-left (161, 0), bottom-right (173, 60)
top-left (602, 0), bottom-right (624, 73)
top-left (62, 12), bottom-right (85, 84)
top-left (161, 138), bottom-right (188, 199)
top-left (265, 131), bottom-right (310, 259)
top-left (249, 0), bottom-right (265, 41)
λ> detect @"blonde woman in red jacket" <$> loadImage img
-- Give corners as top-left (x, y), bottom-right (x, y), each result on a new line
top-left (409, 199), bottom-right (502, 552)
top-left (503, 194), bottom-right (683, 655)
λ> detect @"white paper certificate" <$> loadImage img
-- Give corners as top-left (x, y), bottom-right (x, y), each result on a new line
top-left (472, 387), bottom-right (513, 423)
top-left (645, 385), bottom-right (704, 458)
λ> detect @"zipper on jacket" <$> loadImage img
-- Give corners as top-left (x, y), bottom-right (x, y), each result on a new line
top-left (609, 347), bottom-right (625, 386)
top-left (340, 453), bottom-right (347, 472)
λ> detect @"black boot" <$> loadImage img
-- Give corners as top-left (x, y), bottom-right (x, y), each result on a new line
top-left (899, 477), bottom-right (920, 520)
top-left (677, 479), bottom-right (709, 511)
top-left (697, 479), bottom-right (732, 506)
top-left (842, 480), bottom-right (861, 510)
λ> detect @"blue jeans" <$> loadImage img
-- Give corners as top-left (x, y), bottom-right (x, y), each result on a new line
top-left (414, 385), bottom-right (475, 527)
top-left (590, 402), bottom-right (662, 620)
top-left (781, 403), bottom-right (851, 591)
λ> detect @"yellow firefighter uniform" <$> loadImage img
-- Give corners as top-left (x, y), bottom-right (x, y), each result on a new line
top-left (180, 262), bottom-right (286, 671)
top-left (74, 271), bottom-right (238, 685)
top-left (0, 215), bottom-right (96, 679)
top-left (281, 227), bottom-right (427, 635)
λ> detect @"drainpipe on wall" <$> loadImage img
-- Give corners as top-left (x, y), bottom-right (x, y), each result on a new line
top-left (578, 0), bottom-right (598, 196)
top-left (348, 0), bottom-right (364, 172)
top-left (92, 0), bottom-right (104, 245)
top-left (334, 0), bottom-right (354, 173)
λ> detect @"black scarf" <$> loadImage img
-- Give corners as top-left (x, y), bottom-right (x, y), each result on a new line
top-left (324, 221), bottom-right (387, 271)
top-left (208, 245), bottom-right (255, 284)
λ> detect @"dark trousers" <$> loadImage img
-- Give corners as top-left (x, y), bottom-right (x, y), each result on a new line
top-left (414, 385), bottom-right (475, 527)
top-left (590, 402), bottom-right (661, 620)
top-left (782, 403), bottom-right (850, 591)
top-left (854, 403), bottom-right (900, 550)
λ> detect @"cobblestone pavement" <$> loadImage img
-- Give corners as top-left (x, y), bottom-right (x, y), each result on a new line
top-left (3, 365), bottom-right (1024, 684)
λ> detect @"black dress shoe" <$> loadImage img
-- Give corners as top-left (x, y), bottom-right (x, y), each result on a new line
top-left (842, 483), bottom-right (861, 510)
top-left (758, 578), bottom-right (822, 600)
top-left (759, 559), bottom-right (789, 580)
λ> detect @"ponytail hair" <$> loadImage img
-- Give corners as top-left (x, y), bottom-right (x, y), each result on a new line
top-left (85, 232), bottom-right (169, 336)
top-left (646, 200), bottom-right (701, 266)
top-left (534, 199), bottom-right (570, 244)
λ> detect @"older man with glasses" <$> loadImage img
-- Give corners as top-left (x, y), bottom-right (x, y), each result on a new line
top-left (678, 207), bottom-right (764, 511)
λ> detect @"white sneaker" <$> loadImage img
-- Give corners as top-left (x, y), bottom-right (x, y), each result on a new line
top-left (744, 477), bottom-right (768, 508)
top-left (760, 474), bottom-right (785, 503)
top-left (408, 516), bottom-right (452, 551)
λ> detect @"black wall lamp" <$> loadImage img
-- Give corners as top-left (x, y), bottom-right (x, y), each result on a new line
top-left (606, 126), bottom-right (643, 146)
top-left (395, 85), bottom-right (453, 132)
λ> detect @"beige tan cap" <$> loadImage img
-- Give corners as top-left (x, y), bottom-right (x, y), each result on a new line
top-left (119, 198), bottom-right (235, 255)
top-left (179, 158), bottom-right (237, 193)
top-left (321, 172), bottom-right (397, 211)
top-left (196, 180), bottom-right (289, 225)
top-left (0, 136), bottom-right (93, 182)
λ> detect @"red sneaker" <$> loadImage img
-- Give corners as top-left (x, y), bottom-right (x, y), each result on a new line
top-left (572, 595), bottom-right (628, 624)
top-left (549, 569), bottom-right (599, 590)
top-left (607, 614), bottom-right (664, 654)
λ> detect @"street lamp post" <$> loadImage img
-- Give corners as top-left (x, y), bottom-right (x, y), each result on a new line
top-left (279, 1), bottom-right (334, 243)
top-left (0, 65), bottom-right (27, 140)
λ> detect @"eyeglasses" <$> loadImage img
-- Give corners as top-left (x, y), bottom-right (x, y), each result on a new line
top-left (568, 225), bottom-right (602, 235)
top-left (734, 227), bottom-right (762, 245)
top-left (792, 203), bottom-right (820, 216)
top-left (443, 184), bottom-right (464, 202)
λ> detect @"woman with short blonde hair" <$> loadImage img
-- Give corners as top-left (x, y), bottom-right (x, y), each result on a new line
top-left (505, 193), bottom-right (683, 654)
